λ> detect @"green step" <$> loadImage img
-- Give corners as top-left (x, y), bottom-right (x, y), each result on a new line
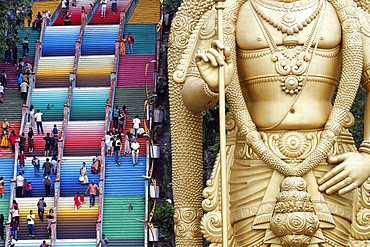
top-left (0, 198), bottom-right (9, 238)
top-left (0, 89), bottom-right (24, 121)
top-left (102, 196), bottom-right (145, 239)
top-left (16, 27), bottom-right (40, 57)
top-left (113, 87), bottom-right (153, 120)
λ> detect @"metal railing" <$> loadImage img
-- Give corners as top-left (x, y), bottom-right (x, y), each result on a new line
top-left (5, 11), bottom-right (48, 243)
top-left (95, 10), bottom-right (125, 246)
top-left (124, 0), bottom-right (139, 24)
top-left (86, 0), bottom-right (101, 24)
top-left (49, 1), bottom-right (63, 26)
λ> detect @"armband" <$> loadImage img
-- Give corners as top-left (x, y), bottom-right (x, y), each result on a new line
top-left (359, 140), bottom-right (370, 155)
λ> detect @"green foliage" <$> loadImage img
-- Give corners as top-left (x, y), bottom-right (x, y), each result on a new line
top-left (152, 203), bottom-right (174, 241)
top-left (0, 0), bottom-right (31, 58)
top-left (161, 0), bottom-right (183, 14)
top-left (350, 86), bottom-right (366, 147)
top-left (157, 76), bottom-right (168, 94)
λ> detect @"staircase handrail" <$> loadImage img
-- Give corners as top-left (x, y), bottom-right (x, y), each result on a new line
top-left (112, 11), bottom-right (125, 77)
top-left (86, 0), bottom-right (101, 24)
top-left (8, 18), bottom-right (50, 244)
top-left (96, 13), bottom-right (124, 242)
top-left (32, 17), bottom-right (45, 89)
top-left (96, 76), bottom-right (115, 245)
top-left (38, 18), bottom-right (47, 58)
top-left (5, 123), bottom-right (22, 244)
top-left (51, 96), bottom-right (71, 246)
top-left (96, 129), bottom-right (106, 246)
top-left (124, 0), bottom-right (139, 24)
top-left (49, 0), bottom-right (63, 26)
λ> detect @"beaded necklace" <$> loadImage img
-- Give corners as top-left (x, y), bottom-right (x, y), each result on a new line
top-left (250, 0), bottom-right (323, 46)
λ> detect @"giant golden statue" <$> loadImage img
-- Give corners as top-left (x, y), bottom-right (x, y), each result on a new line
top-left (168, 0), bottom-right (370, 246)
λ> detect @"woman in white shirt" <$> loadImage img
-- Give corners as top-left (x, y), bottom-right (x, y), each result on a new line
top-left (104, 131), bottom-right (112, 155)
top-left (132, 115), bottom-right (141, 138)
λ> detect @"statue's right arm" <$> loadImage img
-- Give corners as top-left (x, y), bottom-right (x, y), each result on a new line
top-left (182, 41), bottom-right (234, 113)
top-left (179, 9), bottom-right (234, 113)
top-left (182, 77), bottom-right (219, 113)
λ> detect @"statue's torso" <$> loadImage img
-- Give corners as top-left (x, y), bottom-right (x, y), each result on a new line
top-left (236, 0), bottom-right (342, 130)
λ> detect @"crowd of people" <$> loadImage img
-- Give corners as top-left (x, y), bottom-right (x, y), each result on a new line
top-left (0, 108), bottom-right (59, 162)
top-left (15, 154), bottom-right (54, 198)
top-left (8, 198), bottom-right (54, 245)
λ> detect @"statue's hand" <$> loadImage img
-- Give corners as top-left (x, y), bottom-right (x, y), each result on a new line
top-left (195, 40), bottom-right (234, 92)
top-left (318, 153), bottom-right (370, 195)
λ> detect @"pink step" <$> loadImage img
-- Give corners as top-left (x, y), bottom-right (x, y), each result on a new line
top-left (1, 57), bottom-right (35, 89)
top-left (117, 54), bottom-right (155, 87)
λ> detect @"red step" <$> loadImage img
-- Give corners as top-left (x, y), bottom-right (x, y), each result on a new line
top-left (53, 0), bottom-right (95, 26)
top-left (89, 0), bottom-right (130, 24)
top-left (109, 119), bottom-right (147, 155)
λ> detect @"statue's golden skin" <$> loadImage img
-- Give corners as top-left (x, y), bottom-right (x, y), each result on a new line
top-left (173, 0), bottom-right (370, 246)
top-left (178, 0), bottom-right (370, 246)
top-left (236, 0), bottom-right (341, 130)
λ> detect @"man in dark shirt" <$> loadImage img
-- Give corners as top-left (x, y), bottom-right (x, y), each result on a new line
top-left (42, 158), bottom-right (52, 177)
top-left (19, 133), bottom-right (26, 153)
top-left (43, 133), bottom-right (52, 157)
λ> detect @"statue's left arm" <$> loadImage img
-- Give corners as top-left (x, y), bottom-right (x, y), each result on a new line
top-left (318, 10), bottom-right (370, 195)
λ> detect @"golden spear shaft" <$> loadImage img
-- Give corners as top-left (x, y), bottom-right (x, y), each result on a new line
top-left (215, 0), bottom-right (228, 246)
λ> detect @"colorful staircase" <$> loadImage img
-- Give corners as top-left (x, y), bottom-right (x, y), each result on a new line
top-left (0, 90), bottom-right (24, 121)
top-left (36, 56), bottom-right (75, 88)
top-left (1, 56), bottom-right (35, 89)
top-left (21, 158), bottom-right (56, 197)
top-left (57, 156), bottom-right (100, 238)
top-left (16, 27), bottom-right (41, 58)
top-left (0, 122), bottom-right (21, 158)
top-left (127, 0), bottom-right (160, 24)
top-left (89, 0), bottom-right (130, 25)
top-left (116, 54), bottom-right (155, 87)
top-left (42, 26), bottom-right (81, 57)
top-left (53, 0), bottom-right (94, 26)
top-left (15, 197), bottom-right (54, 240)
top-left (0, 0), bottom-right (160, 245)
top-left (76, 56), bottom-right (114, 87)
top-left (102, 156), bottom-right (145, 245)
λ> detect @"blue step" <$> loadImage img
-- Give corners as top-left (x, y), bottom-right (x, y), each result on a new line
top-left (81, 25), bottom-right (119, 56)
top-left (21, 157), bottom-right (56, 198)
top-left (0, 158), bottom-right (15, 198)
top-left (42, 26), bottom-right (80, 56)
top-left (60, 157), bottom-right (100, 197)
top-left (104, 156), bottom-right (146, 196)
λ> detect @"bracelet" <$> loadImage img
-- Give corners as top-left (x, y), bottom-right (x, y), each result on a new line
top-left (203, 83), bottom-right (219, 98)
top-left (359, 140), bottom-right (370, 155)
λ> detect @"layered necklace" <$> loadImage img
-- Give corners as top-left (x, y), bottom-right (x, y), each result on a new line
top-left (249, 0), bottom-right (326, 95)
top-left (250, 0), bottom-right (323, 46)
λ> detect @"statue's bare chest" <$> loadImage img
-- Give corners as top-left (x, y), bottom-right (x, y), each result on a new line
top-left (236, 0), bottom-right (341, 51)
